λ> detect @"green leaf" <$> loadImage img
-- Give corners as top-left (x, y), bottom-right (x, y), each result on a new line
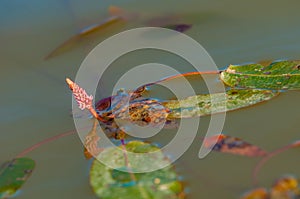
top-left (90, 141), bottom-right (185, 199)
top-left (220, 60), bottom-right (300, 90)
top-left (0, 158), bottom-right (35, 198)
top-left (164, 89), bottom-right (278, 118)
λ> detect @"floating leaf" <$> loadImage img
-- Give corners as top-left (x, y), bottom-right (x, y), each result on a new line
top-left (162, 24), bottom-right (192, 32)
top-left (94, 89), bottom-right (278, 137)
top-left (242, 175), bottom-right (300, 199)
top-left (270, 175), bottom-right (299, 199)
top-left (94, 71), bottom-right (221, 119)
top-left (94, 71), bottom-right (220, 114)
top-left (220, 60), bottom-right (300, 90)
top-left (164, 89), bottom-right (279, 118)
top-left (240, 188), bottom-right (269, 199)
top-left (92, 76), bottom-right (278, 142)
top-left (113, 99), bottom-right (170, 128)
top-left (0, 158), bottom-right (35, 198)
top-left (90, 141), bottom-right (185, 199)
top-left (203, 134), bottom-right (267, 157)
top-left (45, 16), bottom-right (125, 59)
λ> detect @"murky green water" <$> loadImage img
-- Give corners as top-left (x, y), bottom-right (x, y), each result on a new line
top-left (1, 0), bottom-right (300, 198)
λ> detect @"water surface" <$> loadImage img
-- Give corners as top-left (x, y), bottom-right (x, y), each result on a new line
top-left (1, 0), bottom-right (300, 198)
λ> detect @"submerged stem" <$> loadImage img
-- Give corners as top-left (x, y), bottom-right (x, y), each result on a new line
top-left (16, 130), bottom-right (76, 158)
top-left (120, 137), bottom-right (137, 182)
top-left (252, 144), bottom-right (293, 185)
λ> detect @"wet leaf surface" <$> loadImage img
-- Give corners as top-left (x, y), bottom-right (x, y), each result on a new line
top-left (0, 158), bottom-right (35, 198)
top-left (90, 141), bottom-right (185, 199)
top-left (164, 89), bottom-right (278, 118)
top-left (220, 60), bottom-right (300, 90)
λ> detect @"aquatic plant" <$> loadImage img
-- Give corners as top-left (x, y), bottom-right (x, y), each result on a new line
top-left (2, 60), bottom-right (300, 198)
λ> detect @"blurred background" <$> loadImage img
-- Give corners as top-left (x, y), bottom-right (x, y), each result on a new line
top-left (1, 0), bottom-right (300, 198)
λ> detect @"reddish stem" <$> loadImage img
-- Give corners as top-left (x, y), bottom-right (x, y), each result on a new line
top-left (120, 138), bottom-right (137, 182)
top-left (143, 70), bottom-right (221, 88)
top-left (252, 144), bottom-right (293, 185)
top-left (88, 107), bottom-right (107, 123)
top-left (16, 130), bottom-right (76, 158)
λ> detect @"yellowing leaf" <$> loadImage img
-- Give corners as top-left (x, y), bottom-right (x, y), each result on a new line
top-left (270, 175), bottom-right (300, 199)
top-left (240, 188), bottom-right (269, 199)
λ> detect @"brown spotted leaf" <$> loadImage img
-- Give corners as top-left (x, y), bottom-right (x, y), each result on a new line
top-left (203, 134), bottom-right (267, 157)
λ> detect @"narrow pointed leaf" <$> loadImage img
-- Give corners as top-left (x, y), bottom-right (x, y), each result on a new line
top-left (90, 141), bottom-right (185, 199)
top-left (220, 60), bottom-right (300, 90)
top-left (164, 89), bottom-right (278, 118)
top-left (203, 134), bottom-right (267, 157)
top-left (162, 24), bottom-right (192, 32)
top-left (45, 16), bottom-right (125, 59)
top-left (0, 158), bottom-right (35, 198)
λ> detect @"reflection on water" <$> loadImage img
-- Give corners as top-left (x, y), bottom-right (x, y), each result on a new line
top-left (1, 0), bottom-right (300, 198)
